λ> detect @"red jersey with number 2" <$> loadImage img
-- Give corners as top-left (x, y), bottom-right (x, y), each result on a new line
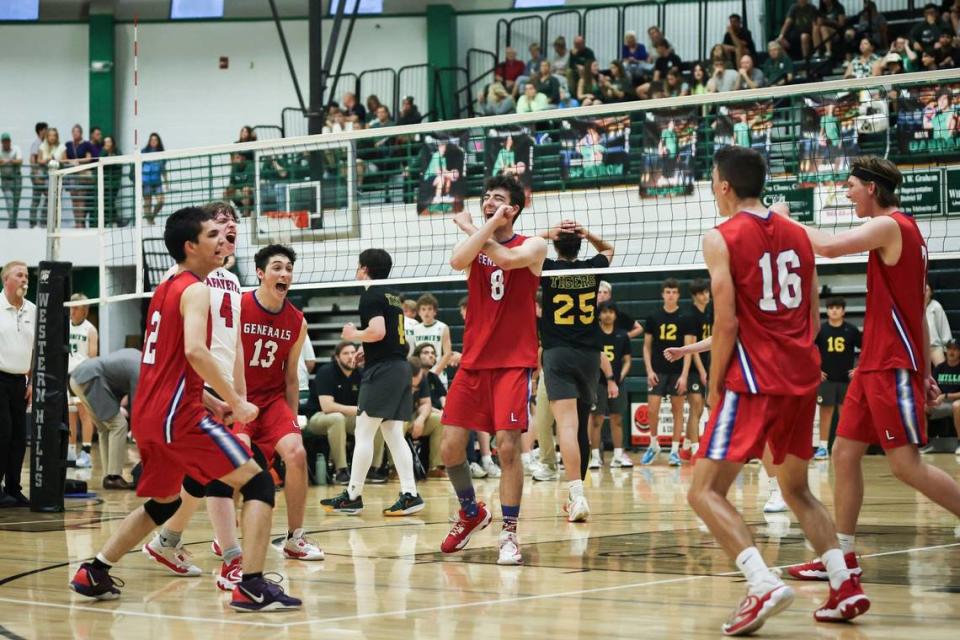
top-left (240, 291), bottom-right (304, 406)
top-left (716, 211), bottom-right (820, 396)
top-left (460, 234), bottom-right (539, 370)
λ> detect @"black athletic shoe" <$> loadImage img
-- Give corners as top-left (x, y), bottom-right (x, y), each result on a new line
top-left (366, 468), bottom-right (388, 484)
top-left (70, 563), bottom-right (124, 600)
top-left (320, 490), bottom-right (363, 515)
top-left (333, 469), bottom-right (350, 485)
top-left (383, 492), bottom-right (425, 517)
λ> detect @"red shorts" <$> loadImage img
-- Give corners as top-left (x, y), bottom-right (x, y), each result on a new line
top-left (442, 367), bottom-right (533, 433)
top-left (837, 369), bottom-right (926, 449)
top-left (237, 397), bottom-right (300, 463)
top-left (696, 390), bottom-right (816, 465)
top-left (133, 407), bottom-right (252, 498)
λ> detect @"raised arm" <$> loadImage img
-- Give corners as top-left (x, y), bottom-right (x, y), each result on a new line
top-left (481, 235), bottom-right (548, 274)
top-left (449, 209), bottom-right (504, 272)
top-left (703, 229), bottom-right (737, 408)
top-left (803, 214), bottom-right (900, 259)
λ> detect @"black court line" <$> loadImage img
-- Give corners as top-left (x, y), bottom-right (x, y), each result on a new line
top-left (0, 561), bottom-right (74, 588)
top-left (0, 625), bottom-right (28, 640)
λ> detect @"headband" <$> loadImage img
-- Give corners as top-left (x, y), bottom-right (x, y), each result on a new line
top-left (850, 166), bottom-right (898, 193)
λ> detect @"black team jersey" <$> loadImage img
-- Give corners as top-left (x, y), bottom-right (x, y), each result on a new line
top-left (645, 307), bottom-right (695, 375)
top-left (815, 321), bottom-right (861, 382)
top-left (688, 302), bottom-right (713, 370)
top-left (358, 287), bottom-right (408, 365)
top-left (539, 255), bottom-right (609, 351)
top-left (598, 326), bottom-right (631, 382)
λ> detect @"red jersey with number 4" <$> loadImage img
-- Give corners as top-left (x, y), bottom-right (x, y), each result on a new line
top-left (858, 211), bottom-right (927, 373)
top-left (716, 211), bottom-right (820, 396)
top-left (461, 234), bottom-right (539, 370)
top-left (134, 271), bottom-right (208, 432)
top-left (240, 291), bottom-right (304, 406)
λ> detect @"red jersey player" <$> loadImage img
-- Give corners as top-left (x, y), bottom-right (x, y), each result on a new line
top-left (440, 174), bottom-right (546, 565)
top-left (787, 156), bottom-right (960, 582)
top-left (69, 206), bottom-right (301, 612)
top-left (687, 147), bottom-right (868, 636)
top-left (236, 244), bottom-right (323, 561)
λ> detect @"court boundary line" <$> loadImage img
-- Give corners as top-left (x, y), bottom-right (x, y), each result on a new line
top-left (0, 541), bottom-right (956, 629)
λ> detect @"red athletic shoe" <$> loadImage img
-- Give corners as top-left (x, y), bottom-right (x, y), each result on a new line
top-left (211, 539), bottom-right (222, 558)
top-left (441, 502), bottom-right (492, 554)
top-left (216, 556), bottom-right (243, 592)
top-left (679, 448), bottom-right (692, 462)
top-left (786, 551), bottom-right (861, 581)
top-left (814, 575), bottom-right (870, 622)
top-left (722, 583), bottom-right (795, 636)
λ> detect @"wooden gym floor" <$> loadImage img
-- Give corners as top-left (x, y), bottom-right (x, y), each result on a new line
top-left (0, 452), bottom-right (958, 639)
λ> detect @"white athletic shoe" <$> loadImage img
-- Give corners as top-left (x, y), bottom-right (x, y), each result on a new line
top-left (532, 464), bottom-right (558, 482)
top-left (522, 457), bottom-right (536, 476)
top-left (497, 529), bottom-right (522, 566)
top-left (282, 529), bottom-right (325, 561)
top-left (589, 451), bottom-right (601, 469)
top-left (615, 454), bottom-right (634, 468)
top-left (75, 451), bottom-right (92, 469)
top-left (483, 460), bottom-right (502, 478)
top-left (469, 462), bottom-right (488, 479)
top-left (142, 535), bottom-right (202, 576)
top-left (565, 494), bottom-right (590, 523)
top-left (763, 490), bottom-right (789, 514)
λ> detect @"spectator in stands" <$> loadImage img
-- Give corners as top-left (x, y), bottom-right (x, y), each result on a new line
top-left (722, 13), bottom-right (758, 63)
top-left (933, 31), bottom-right (959, 68)
top-left (397, 96), bottom-right (423, 126)
top-left (763, 40), bottom-right (795, 86)
top-left (297, 334), bottom-right (317, 414)
top-left (637, 39), bottom-right (682, 98)
top-left (690, 63), bottom-right (709, 95)
top-left (65, 124), bottom-right (95, 228)
top-left (734, 54), bottom-right (765, 90)
top-left (662, 67), bottom-right (691, 98)
top-left (778, 0), bottom-right (819, 60)
top-left (535, 60), bottom-right (562, 105)
top-left (364, 95), bottom-right (383, 124)
top-left (225, 126), bottom-right (255, 217)
top-left (342, 92), bottom-right (366, 123)
top-left (28, 122), bottom-right (47, 229)
top-left (577, 59), bottom-right (604, 106)
top-left (948, 0), bottom-right (960, 35)
top-left (647, 25), bottom-right (665, 49)
top-left (371, 105), bottom-right (394, 128)
top-left (550, 36), bottom-right (569, 78)
top-left (875, 50), bottom-right (906, 76)
top-left (495, 47), bottom-right (526, 94)
top-left (514, 42), bottom-right (545, 97)
top-left (323, 109), bottom-right (352, 134)
top-left (567, 35), bottom-right (597, 93)
top-left (100, 136), bottom-right (123, 227)
top-left (37, 127), bottom-right (65, 228)
top-left (710, 43), bottom-right (735, 68)
top-left (845, 0), bottom-right (888, 51)
top-left (927, 283), bottom-right (954, 366)
top-left (814, 0), bottom-right (847, 59)
top-left (622, 30), bottom-right (652, 82)
top-left (415, 343), bottom-right (447, 410)
top-left (476, 82), bottom-right (515, 116)
top-left (141, 132), bottom-right (165, 223)
top-left (516, 81), bottom-right (551, 113)
top-left (927, 339), bottom-right (960, 454)
top-left (556, 85), bottom-right (580, 109)
top-left (0, 134), bottom-right (23, 228)
top-left (405, 353), bottom-right (445, 478)
top-left (912, 4), bottom-right (946, 54)
top-left (706, 57), bottom-right (740, 93)
top-left (600, 61), bottom-right (630, 103)
top-left (888, 36), bottom-right (919, 72)
top-left (89, 127), bottom-right (103, 156)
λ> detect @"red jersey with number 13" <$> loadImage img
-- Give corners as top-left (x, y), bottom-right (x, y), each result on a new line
top-left (716, 211), bottom-right (820, 396)
top-left (461, 234), bottom-right (539, 370)
top-left (240, 291), bottom-right (304, 406)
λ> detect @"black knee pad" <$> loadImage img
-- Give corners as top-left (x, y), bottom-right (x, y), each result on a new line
top-left (204, 479), bottom-right (234, 499)
top-left (143, 497), bottom-right (183, 526)
top-left (239, 470), bottom-right (275, 507)
top-left (182, 476), bottom-right (205, 499)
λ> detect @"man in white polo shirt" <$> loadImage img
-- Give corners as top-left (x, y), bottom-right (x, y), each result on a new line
top-left (0, 261), bottom-right (36, 508)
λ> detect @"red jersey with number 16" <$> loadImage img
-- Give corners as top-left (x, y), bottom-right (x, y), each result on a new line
top-left (716, 211), bottom-right (821, 396)
top-left (240, 291), bottom-right (304, 406)
top-left (460, 234), bottom-right (539, 370)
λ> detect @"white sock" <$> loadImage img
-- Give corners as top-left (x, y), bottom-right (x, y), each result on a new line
top-left (347, 414), bottom-right (381, 500)
top-left (819, 440), bottom-right (828, 449)
top-left (568, 479), bottom-right (584, 498)
top-left (681, 440), bottom-right (691, 450)
top-left (769, 478), bottom-right (780, 495)
top-left (670, 442), bottom-right (680, 454)
top-left (612, 447), bottom-right (622, 460)
top-left (648, 440), bottom-right (661, 452)
top-left (482, 455), bottom-right (494, 467)
top-left (67, 443), bottom-right (76, 456)
top-left (837, 533), bottom-right (856, 555)
top-left (380, 420), bottom-right (417, 497)
top-left (821, 548), bottom-right (852, 589)
top-left (735, 546), bottom-right (779, 594)
top-left (690, 442), bottom-right (700, 455)
top-left (521, 452), bottom-right (531, 465)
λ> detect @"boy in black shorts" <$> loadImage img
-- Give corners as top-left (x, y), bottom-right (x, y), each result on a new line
top-left (590, 301), bottom-right (633, 468)
top-left (814, 296), bottom-right (860, 459)
top-left (682, 278), bottom-right (712, 461)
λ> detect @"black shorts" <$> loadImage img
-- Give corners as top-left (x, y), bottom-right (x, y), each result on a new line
top-left (687, 370), bottom-right (705, 396)
top-left (358, 359), bottom-right (412, 421)
top-left (542, 346), bottom-right (599, 405)
top-left (649, 372), bottom-right (685, 397)
top-left (592, 378), bottom-right (628, 417)
top-left (818, 380), bottom-right (848, 407)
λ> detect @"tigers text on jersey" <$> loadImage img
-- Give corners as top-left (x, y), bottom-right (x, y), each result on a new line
top-left (240, 291), bottom-right (304, 406)
top-left (68, 319), bottom-right (96, 373)
top-left (460, 234), bottom-right (539, 370)
top-left (539, 255), bottom-right (609, 351)
top-left (715, 210), bottom-right (820, 395)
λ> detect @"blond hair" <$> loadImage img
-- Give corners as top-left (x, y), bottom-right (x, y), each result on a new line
top-left (1, 261), bottom-right (27, 282)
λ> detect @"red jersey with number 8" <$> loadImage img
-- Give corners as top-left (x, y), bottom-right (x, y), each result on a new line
top-left (240, 291), bottom-right (304, 406)
top-left (716, 211), bottom-right (820, 396)
top-left (460, 234), bottom-right (539, 370)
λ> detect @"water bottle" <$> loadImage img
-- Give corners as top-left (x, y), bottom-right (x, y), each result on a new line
top-left (315, 453), bottom-right (327, 485)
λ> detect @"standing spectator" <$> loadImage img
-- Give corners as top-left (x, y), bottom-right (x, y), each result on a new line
top-left (927, 339), bottom-right (960, 455)
top-left (577, 59), bottom-right (604, 106)
top-left (778, 0), bottom-right (819, 60)
top-left (535, 60), bottom-right (562, 105)
top-left (814, 0), bottom-right (847, 59)
top-left (365, 95), bottom-right (383, 124)
top-left (476, 82), bottom-right (515, 116)
top-left (566, 35), bottom-right (597, 92)
top-left (64, 124), bottom-right (94, 228)
top-left (734, 54), bottom-right (765, 90)
top-left (141, 132), bottom-right (165, 224)
top-left (28, 122), bottom-right (47, 229)
top-left (514, 42), bottom-right (545, 97)
top-left (89, 127), bottom-right (104, 157)
top-left (763, 40), bottom-right (795, 86)
top-left (621, 31), bottom-right (652, 82)
top-left (550, 36), bottom-right (569, 78)
top-left (722, 14), bottom-right (758, 63)
top-left (37, 127), bottom-right (65, 228)
top-left (927, 283), bottom-right (954, 366)
top-left (0, 134), bottom-right (23, 228)
top-left (397, 96), bottom-right (423, 126)
top-left (69, 348), bottom-right (141, 490)
top-left (516, 82), bottom-right (551, 113)
top-left (0, 261), bottom-right (35, 508)
top-left (845, 37), bottom-right (881, 78)
top-left (495, 47), bottom-right (526, 94)
top-left (706, 58), bottom-right (740, 93)
top-left (405, 352), bottom-right (445, 478)
top-left (911, 4), bottom-right (945, 54)
top-left (412, 293), bottom-right (454, 385)
top-left (100, 136), bottom-right (123, 227)
top-left (342, 92), bottom-right (366, 123)
top-left (846, 0), bottom-right (888, 50)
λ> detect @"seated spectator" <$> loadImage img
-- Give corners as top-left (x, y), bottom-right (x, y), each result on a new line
top-left (514, 42), bottom-right (545, 97)
top-left (323, 109), bottom-right (352, 134)
top-left (621, 30), bottom-right (652, 82)
top-left (889, 36), bottom-right (919, 72)
top-left (397, 96), bottom-right (423, 126)
top-left (763, 40), bottom-right (795, 85)
top-left (414, 343), bottom-right (447, 410)
top-left (948, 0), bottom-right (960, 36)
top-left (706, 58), bottom-right (739, 93)
top-left (927, 283), bottom-right (954, 366)
top-left (535, 60), bottom-right (562, 104)
top-left (662, 67), bottom-right (690, 97)
top-left (845, 0), bottom-right (888, 51)
top-left (550, 36), bottom-right (569, 78)
top-left (647, 25), bottom-right (665, 49)
top-left (403, 354), bottom-right (445, 478)
top-left (933, 31), bottom-right (959, 68)
top-left (875, 50), bottom-right (906, 76)
top-left (495, 47), bottom-right (526, 93)
top-left (722, 13), bottom-right (758, 63)
top-left (911, 4), bottom-right (946, 54)
top-left (637, 39), bottom-right (682, 98)
top-left (577, 59), bottom-right (604, 106)
top-left (600, 61), bottom-right (630, 102)
top-left (927, 339), bottom-right (960, 455)
top-left (556, 86), bottom-right (580, 109)
top-left (342, 92), bottom-right (366, 123)
top-left (844, 36), bottom-right (879, 78)
top-left (365, 95), bottom-right (383, 124)
top-left (734, 54), bottom-right (765, 89)
top-left (710, 43), bottom-right (735, 69)
top-left (516, 82), bottom-right (551, 113)
top-left (370, 105), bottom-right (394, 128)
top-left (690, 62), bottom-right (710, 95)
top-left (814, 0), bottom-right (847, 59)
top-left (778, 0), bottom-right (818, 59)
top-left (566, 35), bottom-right (596, 92)
top-left (476, 82), bottom-right (515, 116)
